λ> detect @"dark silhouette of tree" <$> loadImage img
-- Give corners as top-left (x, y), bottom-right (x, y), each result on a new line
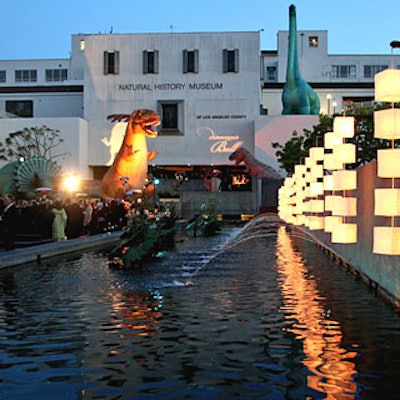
top-left (0, 125), bottom-right (69, 163)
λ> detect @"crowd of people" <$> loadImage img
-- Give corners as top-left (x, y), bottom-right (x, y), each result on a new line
top-left (0, 194), bottom-right (133, 251)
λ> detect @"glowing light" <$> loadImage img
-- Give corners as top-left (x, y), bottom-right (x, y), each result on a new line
top-left (373, 227), bottom-right (400, 255)
top-left (333, 116), bottom-right (355, 138)
top-left (377, 149), bottom-right (400, 178)
top-left (331, 223), bottom-right (357, 243)
top-left (63, 174), bottom-right (80, 193)
top-left (374, 108), bottom-right (400, 140)
top-left (375, 68), bottom-right (400, 103)
top-left (375, 188), bottom-right (400, 216)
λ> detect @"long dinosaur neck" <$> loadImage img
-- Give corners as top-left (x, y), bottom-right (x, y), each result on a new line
top-left (286, 5), bottom-right (301, 83)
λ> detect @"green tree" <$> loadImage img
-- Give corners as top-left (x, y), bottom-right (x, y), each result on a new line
top-left (272, 105), bottom-right (396, 175)
top-left (0, 125), bottom-right (69, 163)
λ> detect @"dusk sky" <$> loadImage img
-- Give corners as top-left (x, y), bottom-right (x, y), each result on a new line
top-left (1, 0), bottom-right (399, 60)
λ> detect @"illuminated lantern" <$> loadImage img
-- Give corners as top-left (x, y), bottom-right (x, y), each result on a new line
top-left (295, 164), bottom-right (307, 175)
top-left (374, 108), bottom-right (400, 140)
top-left (309, 164), bottom-right (324, 179)
top-left (374, 188), bottom-right (400, 216)
top-left (324, 216), bottom-right (343, 233)
top-left (333, 143), bottom-right (356, 164)
top-left (332, 170), bottom-right (357, 191)
top-left (295, 214), bottom-right (306, 225)
top-left (333, 116), bottom-right (355, 138)
top-left (309, 147), bottom-right (324, 161)
top-left (375, 68), bottom-right (400, 103)
top-left (331, 223), bottom-right (357, 243)
top-left (305, 156), bottom-right (314, 168)
top-left (324, 131), bottom-right (342, 149)
top-left (377, 149), bottom-right (400, 178)
top-left (323, 175), bottom-right (334, 191)
top-left (373, 227), bottom-right (400, 255)
top-left (325, 195), bottom-right (342, 212)
top-left (309, 199), bottom-right (324, 213)
top-left (308, 216), bottom-right (325, 230)
top-left (324, 153), bottom-right (343, 170)
top-left (332, 197), bottom-right (357, 217)
top-left (310, 181), bottom-right (324, 196)
top-left (373, 68), bottom-right (400, 255)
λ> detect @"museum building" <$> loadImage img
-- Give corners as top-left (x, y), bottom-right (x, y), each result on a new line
top-left (0, 29), bottom-right (398, 216)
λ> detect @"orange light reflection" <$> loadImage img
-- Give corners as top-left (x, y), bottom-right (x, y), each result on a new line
top-left (276, 226), bottom-right (358, 398)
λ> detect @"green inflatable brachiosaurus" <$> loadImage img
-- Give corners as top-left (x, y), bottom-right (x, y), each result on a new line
top-left (282, 4), bottom-right (320, 115)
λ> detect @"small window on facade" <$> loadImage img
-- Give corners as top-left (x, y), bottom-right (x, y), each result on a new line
top-left (15, 70), bottom-right (37, 82)
top-left (143, 50), bottom-right (159, 74)
top-left (266, 66), bottom-right (277, 81)
top-left (80, 40), bottom-right (85, 51)
top-left (6, 100), bottom-right (33, 117)
top-left (183, 49), bottom-right (199, 73)
top-left (223, 49), bottom-right (239, 73)
top-left (103, 51), bottom-right (120, 75)
top-left (0, 70), bottom-right (6, 83)
top-left (309, 36), bottom-right (319, 47)
top-left (45, 69), bottom-right (68, 82)
top-left (363, 65), bottom-right (388, 78)
top-left (332, 65), bottom-right (356, 78)
top-left (158, 101), bottom-right (183, 135)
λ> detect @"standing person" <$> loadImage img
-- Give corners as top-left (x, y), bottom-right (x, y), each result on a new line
top-left (82, 199), bottom-right (93, 235)
top-left (1, 194), bottom-right (18, 250)
top-left (51, 200), bottom-right (68, 241)
top-left (65, 198), bottom-right (84, 238)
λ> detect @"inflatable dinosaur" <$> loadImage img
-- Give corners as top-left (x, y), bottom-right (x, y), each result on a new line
top-left (282, 4), bottom-right (320, 115)
top-left (229, 147), bottom-right (282, 179)
top-left (102, 109), bottom-right (160, 198)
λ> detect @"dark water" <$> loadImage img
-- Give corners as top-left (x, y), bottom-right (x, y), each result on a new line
top-left (1, 216), bottom-right (400, 400)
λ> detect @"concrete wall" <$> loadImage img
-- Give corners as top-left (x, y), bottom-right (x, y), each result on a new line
top-left (179, 190), bottom-right (258, 219)
top-left (302, 161), bottom-right (400, 305)
top-left (0, 117), bottom-right (90, 178)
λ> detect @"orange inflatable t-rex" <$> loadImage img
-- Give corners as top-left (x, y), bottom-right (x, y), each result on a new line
top-left (102, 109), bottom-right (160, 198)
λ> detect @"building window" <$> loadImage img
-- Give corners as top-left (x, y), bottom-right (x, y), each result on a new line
top-left (143, 50), bottom-right (159, 74)
top-left (45, 69), bottom-right (68, 82)
top-left (364, 65), bottom-right (388, 78)
top-left (80, 40), bottom-right (85, 51)
top-left (332, 65), bottom-right (356, 79)
top-left (158, 101), bottom-right (183, 135)
top-left (265, 66), bottom-right (277, 81)
top-left (6, 100), bottom-right (33, 117)
top-left (183, 49), bottom-right (199, 73)
top-left (0, 70), bottom-right (5, 83)
top-left (103, 51), bottom-right (120, 75)
top-left (15, 70), bottom-right (37, 82)
top-left (223, 49), bottom-right (239, 73)
top-left (309, 36), bottom-right (319, 47)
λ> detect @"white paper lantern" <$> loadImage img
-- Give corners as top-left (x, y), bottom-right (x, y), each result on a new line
top-left (373, 226), bottom-right (400, 255)
top-left (333, 116), bottom-right (355, 138)
top-left (375, 69), bottom-right (400, 103)
top-left (374, 108), bottom-right (400, 140)
top-left (331, 223), bottom-right (357, 243)
top-left (377, 149), bottom-right (400, 178)
top-left (374, 188), bottom-right (400, 216)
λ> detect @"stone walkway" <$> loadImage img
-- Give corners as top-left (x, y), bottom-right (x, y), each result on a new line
top-left (0, 231), bottom-right (123, 269)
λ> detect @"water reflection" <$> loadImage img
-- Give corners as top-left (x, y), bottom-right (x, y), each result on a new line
top-left (276, 225), bottom-right (358, 398)
top-left (1, 218), bottom-right (400, 399)
top-left (108, 290), bottom-right (163, 339)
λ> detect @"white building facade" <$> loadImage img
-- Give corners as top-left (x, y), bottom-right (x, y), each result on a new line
top-left (261, 29), bottom-right (400, 116)
top-left (0, 28), bottom-right (398, 215)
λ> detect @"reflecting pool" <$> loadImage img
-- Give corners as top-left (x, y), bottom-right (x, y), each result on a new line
top-left (1, 215), bottom-right (400, 399)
